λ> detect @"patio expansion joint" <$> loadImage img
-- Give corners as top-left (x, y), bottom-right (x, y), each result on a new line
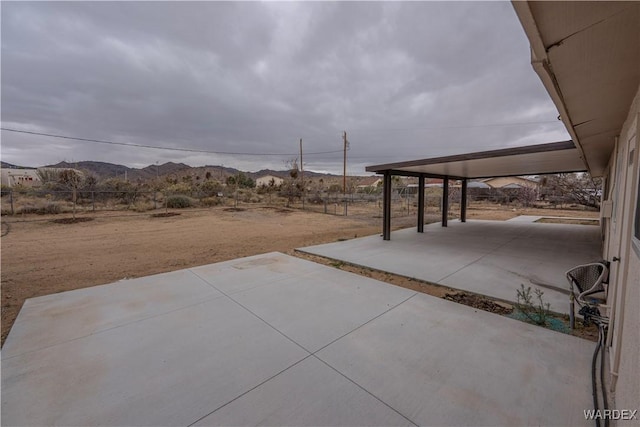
top-left (185, 354), bottom-right (315, 427)
top-left (310, 292), bottom-right (418, 357)
top-left (190, 269), bottom-right (312, 354)
top-left (190, 266), bottom-right (418, 356)
top-left (310, 354), bottom-right (419, 427)
top-left (185, 291), bottom-right (420, 427)
top-left (307, 293), bottom-right (420, 427)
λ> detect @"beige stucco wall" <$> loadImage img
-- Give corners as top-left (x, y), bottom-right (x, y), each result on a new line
top-left (610, 84), bottom-right (640, 418)
top-left (0, 169), bottom-right (41, 188)
top-left (617, 257), bottom-right (639, 419)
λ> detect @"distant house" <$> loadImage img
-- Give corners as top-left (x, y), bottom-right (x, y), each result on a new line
top-left (407, 178), bottom-right (449, 189)
top-left (255, 175), bottom-right (284, 188)
top-left (1, 167), bottom-right (86, 188)
top-left (356, 176), bottom-right (383, 192)
top-left (481, 176), bottom-right (538, 189)
top-left (480, 176), bottom-right (540, 201)
top-left (466, 181), bottom-right (491, 189)
top-left (0, 169), bottom-right (40, 188)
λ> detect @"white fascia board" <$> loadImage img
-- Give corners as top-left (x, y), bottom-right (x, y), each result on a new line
top-left (511, 1), bottom-right (592, 174)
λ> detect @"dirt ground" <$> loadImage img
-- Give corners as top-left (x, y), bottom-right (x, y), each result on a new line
top-left (466, 203), bottom-right (599, 221)
top-left (1, 206), bottom-right (422, 345)
top-left (1, 203), bottom-right (598, 346)
top-left (294, 251), bottom-right (598, 341)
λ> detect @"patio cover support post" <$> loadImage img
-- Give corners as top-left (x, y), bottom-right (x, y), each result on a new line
top-left (442, 177), bottom-right (449, 227)
top-left (383, 171), bottom-right (392, 240)
top-left (417, 174), bottom-right (425, 232)
top-left (461, 179), bottom-right (467, 223)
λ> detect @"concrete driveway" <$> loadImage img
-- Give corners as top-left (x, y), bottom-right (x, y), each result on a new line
top-left (2, 252), bottom-right (594, 426)
top-left (298, 219), bottom-right (602, 314)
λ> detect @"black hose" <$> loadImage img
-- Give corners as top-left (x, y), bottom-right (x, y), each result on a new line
top-left (600, 324), bottom-right (609, 427)
top-left (592, 326), bottom-right (602, 427)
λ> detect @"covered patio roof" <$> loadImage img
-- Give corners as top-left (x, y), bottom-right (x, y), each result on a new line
top-left (365, 140), bottom-right (588, 239)
top-left (365, 140), bottom-right (586, 179)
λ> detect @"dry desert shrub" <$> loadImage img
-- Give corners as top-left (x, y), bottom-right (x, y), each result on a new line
top-left (133, 201), bottom-right (155, 212)
top-left (17, 201), bottom-right (64, 215)
top-left (201, 197), bottom-right (222, 207)
top-left (166, 195), bottom-right (194, 208)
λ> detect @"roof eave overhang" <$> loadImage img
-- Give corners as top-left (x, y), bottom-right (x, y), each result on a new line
top-left (511, 1), bottom-right (591, 172)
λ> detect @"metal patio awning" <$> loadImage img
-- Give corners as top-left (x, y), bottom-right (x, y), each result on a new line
top-left (365, 140), bottom-right (586, 179)
top-left (365, 140), bottom-right (587, 240)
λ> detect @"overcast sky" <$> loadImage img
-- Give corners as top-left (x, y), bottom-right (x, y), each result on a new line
top-left (1, 1), bottom-right (569, 175)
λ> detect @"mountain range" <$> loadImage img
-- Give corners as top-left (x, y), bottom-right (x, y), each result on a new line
top-left (0, 160), bottom-right (348, 182)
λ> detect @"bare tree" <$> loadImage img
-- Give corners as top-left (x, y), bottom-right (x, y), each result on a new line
top-left (517, 186), bottom-right (537, 207)
top-left (278, 159), bottom-right (302, 206)
top-left (540, 173), bottom-right (602, 209)
top-left (287, 158), bottom-right (299, 179)
top-left (99, 177), bottom-right (143, 206)
top-left (58, 169), bottom-right (83, 219)
top-left (36, 168), bottom-right (62, 187)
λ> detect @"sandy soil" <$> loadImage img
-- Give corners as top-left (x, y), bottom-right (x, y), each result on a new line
top-left (1, 204), bottom-right (597, 346)
top-left (1, 206), bottom-right (420, 345)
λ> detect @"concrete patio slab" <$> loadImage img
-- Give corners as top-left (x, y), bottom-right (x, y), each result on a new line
top-left (507, 215), bottom-right (599, 223)
top-left (193, 356), bottom-right (414, 427)
top-left (299, 220), bottom-right (602, 313)
top-left (228, 267), bottom-right (415, 352)
top-left (507, 215), bottom-right (543, 222)
top-left (191, 252), bottom-right (325, 296)
top-left (2, 295), bottom-right (309, 427)
top-left (2, 269), bottom-right (223, 359)
top-left (316, 292), bottom-right (594, 427)
top-left (443, 253), bottom-right (569, 310)
top-left (2, 252), bottom-right (596, 426)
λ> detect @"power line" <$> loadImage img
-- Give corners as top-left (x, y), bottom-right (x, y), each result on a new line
top-left (0, 127), bottom-right (344, 157)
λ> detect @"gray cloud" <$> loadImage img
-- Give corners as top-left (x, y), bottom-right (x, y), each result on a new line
top-left (1, 1), bottom-right (568, 174)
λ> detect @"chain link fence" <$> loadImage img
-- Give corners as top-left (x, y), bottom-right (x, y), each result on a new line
top-left (0, 184), bottom-right (538, 220)
top-left (0, 185), bottom-right (450, 218)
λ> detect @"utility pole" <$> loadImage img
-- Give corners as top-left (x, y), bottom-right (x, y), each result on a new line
top-left (300, 138), bottom-right (304, 209)
top-left (343, 131), bottom-right (348, 194)
top-left (343, 131), bottom-right (349, 216)
top-left (155, 161), bottom-right (159, 210)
